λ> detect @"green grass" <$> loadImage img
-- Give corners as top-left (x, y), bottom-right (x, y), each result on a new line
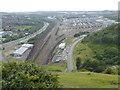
top-left (52, 46), bottom-right (59, 56)
top-left (57, 30), bottom-right (63, 35)
top-left (43, 62), bottom-right (67, 72)
top-left (73, 42), bottom-right (95, 63)
top-left (87, 43), bottom-right (117, 55)
top-left (73, 42), bottom-right (117, 63)
top-left (64, 37), bottom-right (75, 46)
top-left (58, 72), bottom-right (119, 88)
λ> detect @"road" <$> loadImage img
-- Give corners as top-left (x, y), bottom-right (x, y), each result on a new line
top-left (2, 22), bottom-right (49, 49)
top-left (66, 27), bottom-right (105, 72)
top-left (66, 36), bottom-right (86, 72)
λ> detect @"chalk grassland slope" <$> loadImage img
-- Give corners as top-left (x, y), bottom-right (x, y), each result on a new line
top-left (73, 23), bottom-right (119, 73)
top-left (58, 72), bottom-right (119, 88)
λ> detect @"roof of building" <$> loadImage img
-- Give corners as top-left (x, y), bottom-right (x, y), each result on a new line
top-left (14, 47), bottom-right (28, 55)
top-left (0, 32), bottom-right (6, 34)
top-left (22, 44), bottom-right (33, 48)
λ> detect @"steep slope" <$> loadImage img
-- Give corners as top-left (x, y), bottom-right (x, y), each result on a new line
top-left (73, 23), bottom-right (119, 73)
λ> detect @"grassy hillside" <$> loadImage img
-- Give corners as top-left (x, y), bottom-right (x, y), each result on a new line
top-left (58, 72), bottom-right (119, 88)
top-left (73, 23), bottom-right (119, 73)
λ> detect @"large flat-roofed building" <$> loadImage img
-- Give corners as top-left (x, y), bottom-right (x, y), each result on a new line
top-left (13, 47), bottom-right (28, 57)
top-left (13, 44), bottom-right (33, 57)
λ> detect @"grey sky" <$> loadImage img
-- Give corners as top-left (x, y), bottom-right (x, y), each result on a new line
top-left (0, 0), bottom-right (119, 12)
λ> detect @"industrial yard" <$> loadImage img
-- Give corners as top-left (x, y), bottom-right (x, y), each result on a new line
top-left (1, 11), bottom-right (118, 66)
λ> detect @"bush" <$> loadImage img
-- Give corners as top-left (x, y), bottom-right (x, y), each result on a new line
top-left (104, 68), bottom-right (116, 74)
top-left (82, 59), bottom-right (106, 73)
top-left (2, 61), bottom-right (60, 88)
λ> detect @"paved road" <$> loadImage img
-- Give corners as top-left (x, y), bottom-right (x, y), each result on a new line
top-left (66, 36), bottom-right (86, 72)
top-left (2, 22), bottom-right (49, 49)
top-left (66, 27), bottom-right (105, 72)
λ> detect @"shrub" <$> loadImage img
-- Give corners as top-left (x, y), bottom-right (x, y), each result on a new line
top-left (2, 61), bottom-right (60, 88)
top-left (104, 68), bottom-right (116, 74)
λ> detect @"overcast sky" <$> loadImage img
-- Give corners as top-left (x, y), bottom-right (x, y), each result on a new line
top-left (0, 0), bottom-right (119, 12)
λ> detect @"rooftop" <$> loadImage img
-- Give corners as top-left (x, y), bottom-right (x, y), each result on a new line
top-left (22, 44), bottom-right (33, 48)
top-left (14, 47), bottom-right (28, 55)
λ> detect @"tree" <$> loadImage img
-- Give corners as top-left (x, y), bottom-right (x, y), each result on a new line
top-left (117, 67), bottom-right (120, 75)
top-left (2, 61), bottom-right (59, 88)
top-left (82, 59), bottom-right (106, 73)
top-left (76, 57), bottom-right (81, 70)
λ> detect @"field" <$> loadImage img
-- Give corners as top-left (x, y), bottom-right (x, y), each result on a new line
top-left (43, 62), bottom-right (67, 72)
top-left (58, 72), bottom-right (119, 88)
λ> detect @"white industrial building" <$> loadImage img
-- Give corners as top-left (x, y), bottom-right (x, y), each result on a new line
top-left (0, 31), bottom-right (7, 36)
top-left (13, 44), bottom-right (33, 57)
top-left (59, 43), bottom-right (66, 49)
top-left (22, 44), bottom-right (33, 49)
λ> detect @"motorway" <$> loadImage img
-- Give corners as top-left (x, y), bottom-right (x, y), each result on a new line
top-left (2, 22), bottom-right (49, 49)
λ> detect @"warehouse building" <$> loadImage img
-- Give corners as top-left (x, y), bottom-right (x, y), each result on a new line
top-left (13, 44), bottom-right (33, 57)
top-left (59, 43), bottom-right (66, 50)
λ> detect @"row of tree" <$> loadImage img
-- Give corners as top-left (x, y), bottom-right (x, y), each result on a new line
top-left (76, 57), bottom-right (120, 75)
